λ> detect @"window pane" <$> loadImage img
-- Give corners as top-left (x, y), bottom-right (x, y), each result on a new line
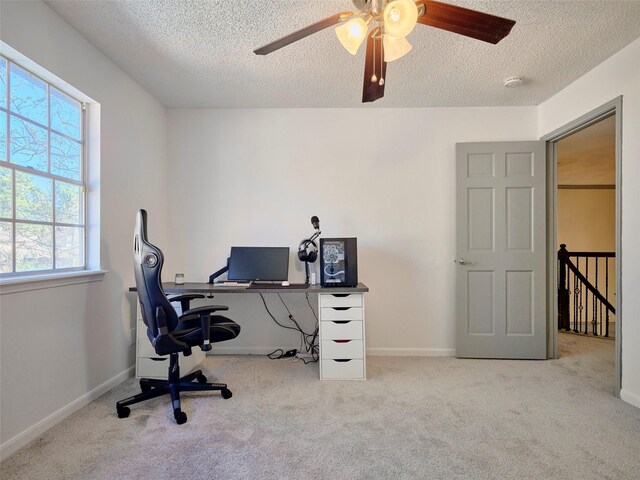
top-left (0, 166), bottom-right (12, 217)
top-left (10, 115), bottom-right (48, 171)
top-left (9, 64), bottom-right (47, 126)
top-left (50, 88), bottom-right (81, 140)
top-left (55, 226), bottom-right (83, 268)
top-left (0, 110), bottom-right (6, 161)
top-left (51, 132), bottom-right (80, 180)
top-left (0, 58), bottom-right (6, 109)
top-left (15, 170), bottom-right (52, 221)
top-left (55, 181), bottom-right (82, 224)
top-left (16, 222), bottom-right (52, 271)
top-left (0, 221), bottom-right (12, 273)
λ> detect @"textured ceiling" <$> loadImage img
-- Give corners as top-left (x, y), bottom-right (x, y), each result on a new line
top-left (45, 0), bottom-right (640, 108)
top-left (558, 115), bottom-right (616, 185)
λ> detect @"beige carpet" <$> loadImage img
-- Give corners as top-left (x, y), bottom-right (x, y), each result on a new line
top-left (2, 333), bottom-right (638, 480)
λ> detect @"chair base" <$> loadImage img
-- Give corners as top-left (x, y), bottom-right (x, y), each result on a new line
top-left (116, 353), bottom-right (231, 424)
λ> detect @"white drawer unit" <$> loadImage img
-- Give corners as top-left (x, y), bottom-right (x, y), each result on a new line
top-left (321, 320), bottom-right (362, 340)
top-left (318, 293), bottom-right (366, 380)
top-left (321, 307), bottom-right (363, 321)
top-left (137, 356), bottom-right (171, 379)
top-left (135, 314), bottom-right (205, 380)
top-left (321, 339), bottom-right (364, 359)
top-left (320, 294), bottom-right (363, 308)
top-left (321, 359), bottom-right (364, 380)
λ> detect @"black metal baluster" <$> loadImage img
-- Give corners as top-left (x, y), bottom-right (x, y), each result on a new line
top-left (576, 257), bottom-right (587, 330)
top-left (585, 257), bottom-right (589, 335)
top-left (573, 266), bottom-right (579, 333)
top-left (568, 266), bottom-right (573, 332)
top-left (573, 257), bottom-right (582, 332)
top-left (595, 257), bottom-right (599, 336)
top-left (605, 258), bottom-right (610, 337)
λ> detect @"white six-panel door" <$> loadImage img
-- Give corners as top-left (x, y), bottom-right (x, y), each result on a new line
top-left (456, 142), bottom-right (546, 359)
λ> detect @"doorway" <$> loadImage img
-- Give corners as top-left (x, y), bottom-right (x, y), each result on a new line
top-left (544, 98), bottom-right (622, 395)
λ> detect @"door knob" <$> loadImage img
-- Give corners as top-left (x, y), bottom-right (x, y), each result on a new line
top-left (455, 257), bottom-right (473, 265)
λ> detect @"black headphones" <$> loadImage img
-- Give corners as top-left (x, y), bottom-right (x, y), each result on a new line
top-left (298, 239), bottom-right (318, 263)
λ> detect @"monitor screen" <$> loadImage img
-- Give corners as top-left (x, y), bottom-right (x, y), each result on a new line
top-left (228, 247), bottom-right (290, 282)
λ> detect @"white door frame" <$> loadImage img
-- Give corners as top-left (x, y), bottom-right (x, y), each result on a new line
top-left (542, 96), bottom-right (622, 395)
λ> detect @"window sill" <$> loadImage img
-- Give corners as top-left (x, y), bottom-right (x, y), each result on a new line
top-left (0, 270), bottom-right (108, 295)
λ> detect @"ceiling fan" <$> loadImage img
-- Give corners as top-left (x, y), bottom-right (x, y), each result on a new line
top-left (254, 0), bottom-right (516, 103)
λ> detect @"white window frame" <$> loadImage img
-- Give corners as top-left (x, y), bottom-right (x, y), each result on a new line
top-left (0, 43), bottom-right (105, 292)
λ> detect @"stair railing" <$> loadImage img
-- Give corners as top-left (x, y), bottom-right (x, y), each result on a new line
top-left (558, 244), bottom-right (615, 336)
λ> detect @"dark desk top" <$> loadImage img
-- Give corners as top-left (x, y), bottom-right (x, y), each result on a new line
top-left (129, 282), bottom-right (369, 294)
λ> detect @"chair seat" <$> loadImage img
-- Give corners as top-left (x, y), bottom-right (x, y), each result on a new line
top-left (174, 314), bottom-right (241, 346)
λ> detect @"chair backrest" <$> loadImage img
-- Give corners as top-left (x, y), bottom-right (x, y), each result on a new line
top-left (133, 209), bottom-right (179, 339)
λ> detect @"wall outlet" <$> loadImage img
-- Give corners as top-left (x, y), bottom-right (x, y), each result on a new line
top-left (129, 327), bottom-right (136, 346)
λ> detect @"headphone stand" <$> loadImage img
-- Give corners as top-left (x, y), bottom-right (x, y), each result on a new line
top-left (298, 228), bottom-right (321, 285)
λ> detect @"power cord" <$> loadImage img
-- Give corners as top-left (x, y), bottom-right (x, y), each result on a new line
top-left (267, 348), bottom-right (298, 359)
top-left (260, 292), bottom-right (319, 363)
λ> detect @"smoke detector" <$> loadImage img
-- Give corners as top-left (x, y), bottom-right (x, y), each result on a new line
top-left (504, 76), bottom-right (524, 88)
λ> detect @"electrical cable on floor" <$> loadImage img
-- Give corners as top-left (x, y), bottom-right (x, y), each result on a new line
top-left (267, 349), bottom-right (285, 359)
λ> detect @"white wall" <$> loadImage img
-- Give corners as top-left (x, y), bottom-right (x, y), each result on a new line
top-left (166, 107), bottom-right (538, 355)
top-left (0, 1), bottom-right (170, 457)
top-left (538, 38), bottom-right (640, 408)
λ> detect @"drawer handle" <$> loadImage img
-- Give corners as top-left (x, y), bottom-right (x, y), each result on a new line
top-left (332, 321), bottom-right (350, 324)
top-left (333, 359), bottom-right (352, 363)
top-left (333, 340), bottom-right (351, 343)
top-left (332, 307), bottom-right (352, 311)
top-left (331, 294), bottom-right (350, 298)
top-left (150, 358), bottom-right (167, 362)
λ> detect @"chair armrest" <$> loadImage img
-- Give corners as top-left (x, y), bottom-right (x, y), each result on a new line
top-left (181, 305), bottom-right (229, 352)
top-left (168, 294), bottom-right (205, 312)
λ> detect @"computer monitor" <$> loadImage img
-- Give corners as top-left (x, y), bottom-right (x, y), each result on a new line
top-left (227, 247), bottom-right (289, 282)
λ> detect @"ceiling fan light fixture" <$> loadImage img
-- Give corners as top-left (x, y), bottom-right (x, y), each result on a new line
top-left (383, 0), bottom-right (419, 38)
top-left (383, 34), bottom-right (412, 62)
top-left (335, 17), bottom-right (369, 55)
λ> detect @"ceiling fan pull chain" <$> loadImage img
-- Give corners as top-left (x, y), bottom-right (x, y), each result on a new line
top-left (371, 31), bottom-right (378, 83)
top-left (377, 26), bottom-right (384, 86)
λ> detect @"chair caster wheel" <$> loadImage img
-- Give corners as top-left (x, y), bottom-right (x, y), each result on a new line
top-left (140, 381), bottom-right (151, 393)
top-left (117, 406), bottom-right (130, 418)
top-left (174, 410), bottom-right (188, 425)
top-left (196, 374), bottom-right (208, 384)
top-left (221, 388), bottom-right (232, 399)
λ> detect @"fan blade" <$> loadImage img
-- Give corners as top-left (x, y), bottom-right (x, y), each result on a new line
top-left (362, 29), bottom-right (387, 103)
top-left (415, 0), bottom-right (515, 44)
top-left (254, 11), bottom-right (352, 55)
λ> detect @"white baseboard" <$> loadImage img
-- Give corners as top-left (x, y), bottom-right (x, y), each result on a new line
top-left (620, 388), bottom-right (640, 409)
top-left (366, 347), bottom-right (455, 357)
top-left (209, 346), bottom-right (456, 357)
top-left (209, 346), bottom-right (295, 355)
top-left (0, 366), bottom-right (135, 462)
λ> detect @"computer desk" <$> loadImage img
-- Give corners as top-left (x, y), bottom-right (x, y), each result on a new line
top-left (130, 282), bottom-right (369, 380)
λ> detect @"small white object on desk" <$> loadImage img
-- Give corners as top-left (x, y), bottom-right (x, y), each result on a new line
top-left (281, 281), bottom-right (290, 286)
top-left (175, 273), bottom-right (184, 285)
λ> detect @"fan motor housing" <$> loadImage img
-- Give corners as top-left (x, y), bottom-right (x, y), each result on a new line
top-left (352, 0), bottom-right (372, 11)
